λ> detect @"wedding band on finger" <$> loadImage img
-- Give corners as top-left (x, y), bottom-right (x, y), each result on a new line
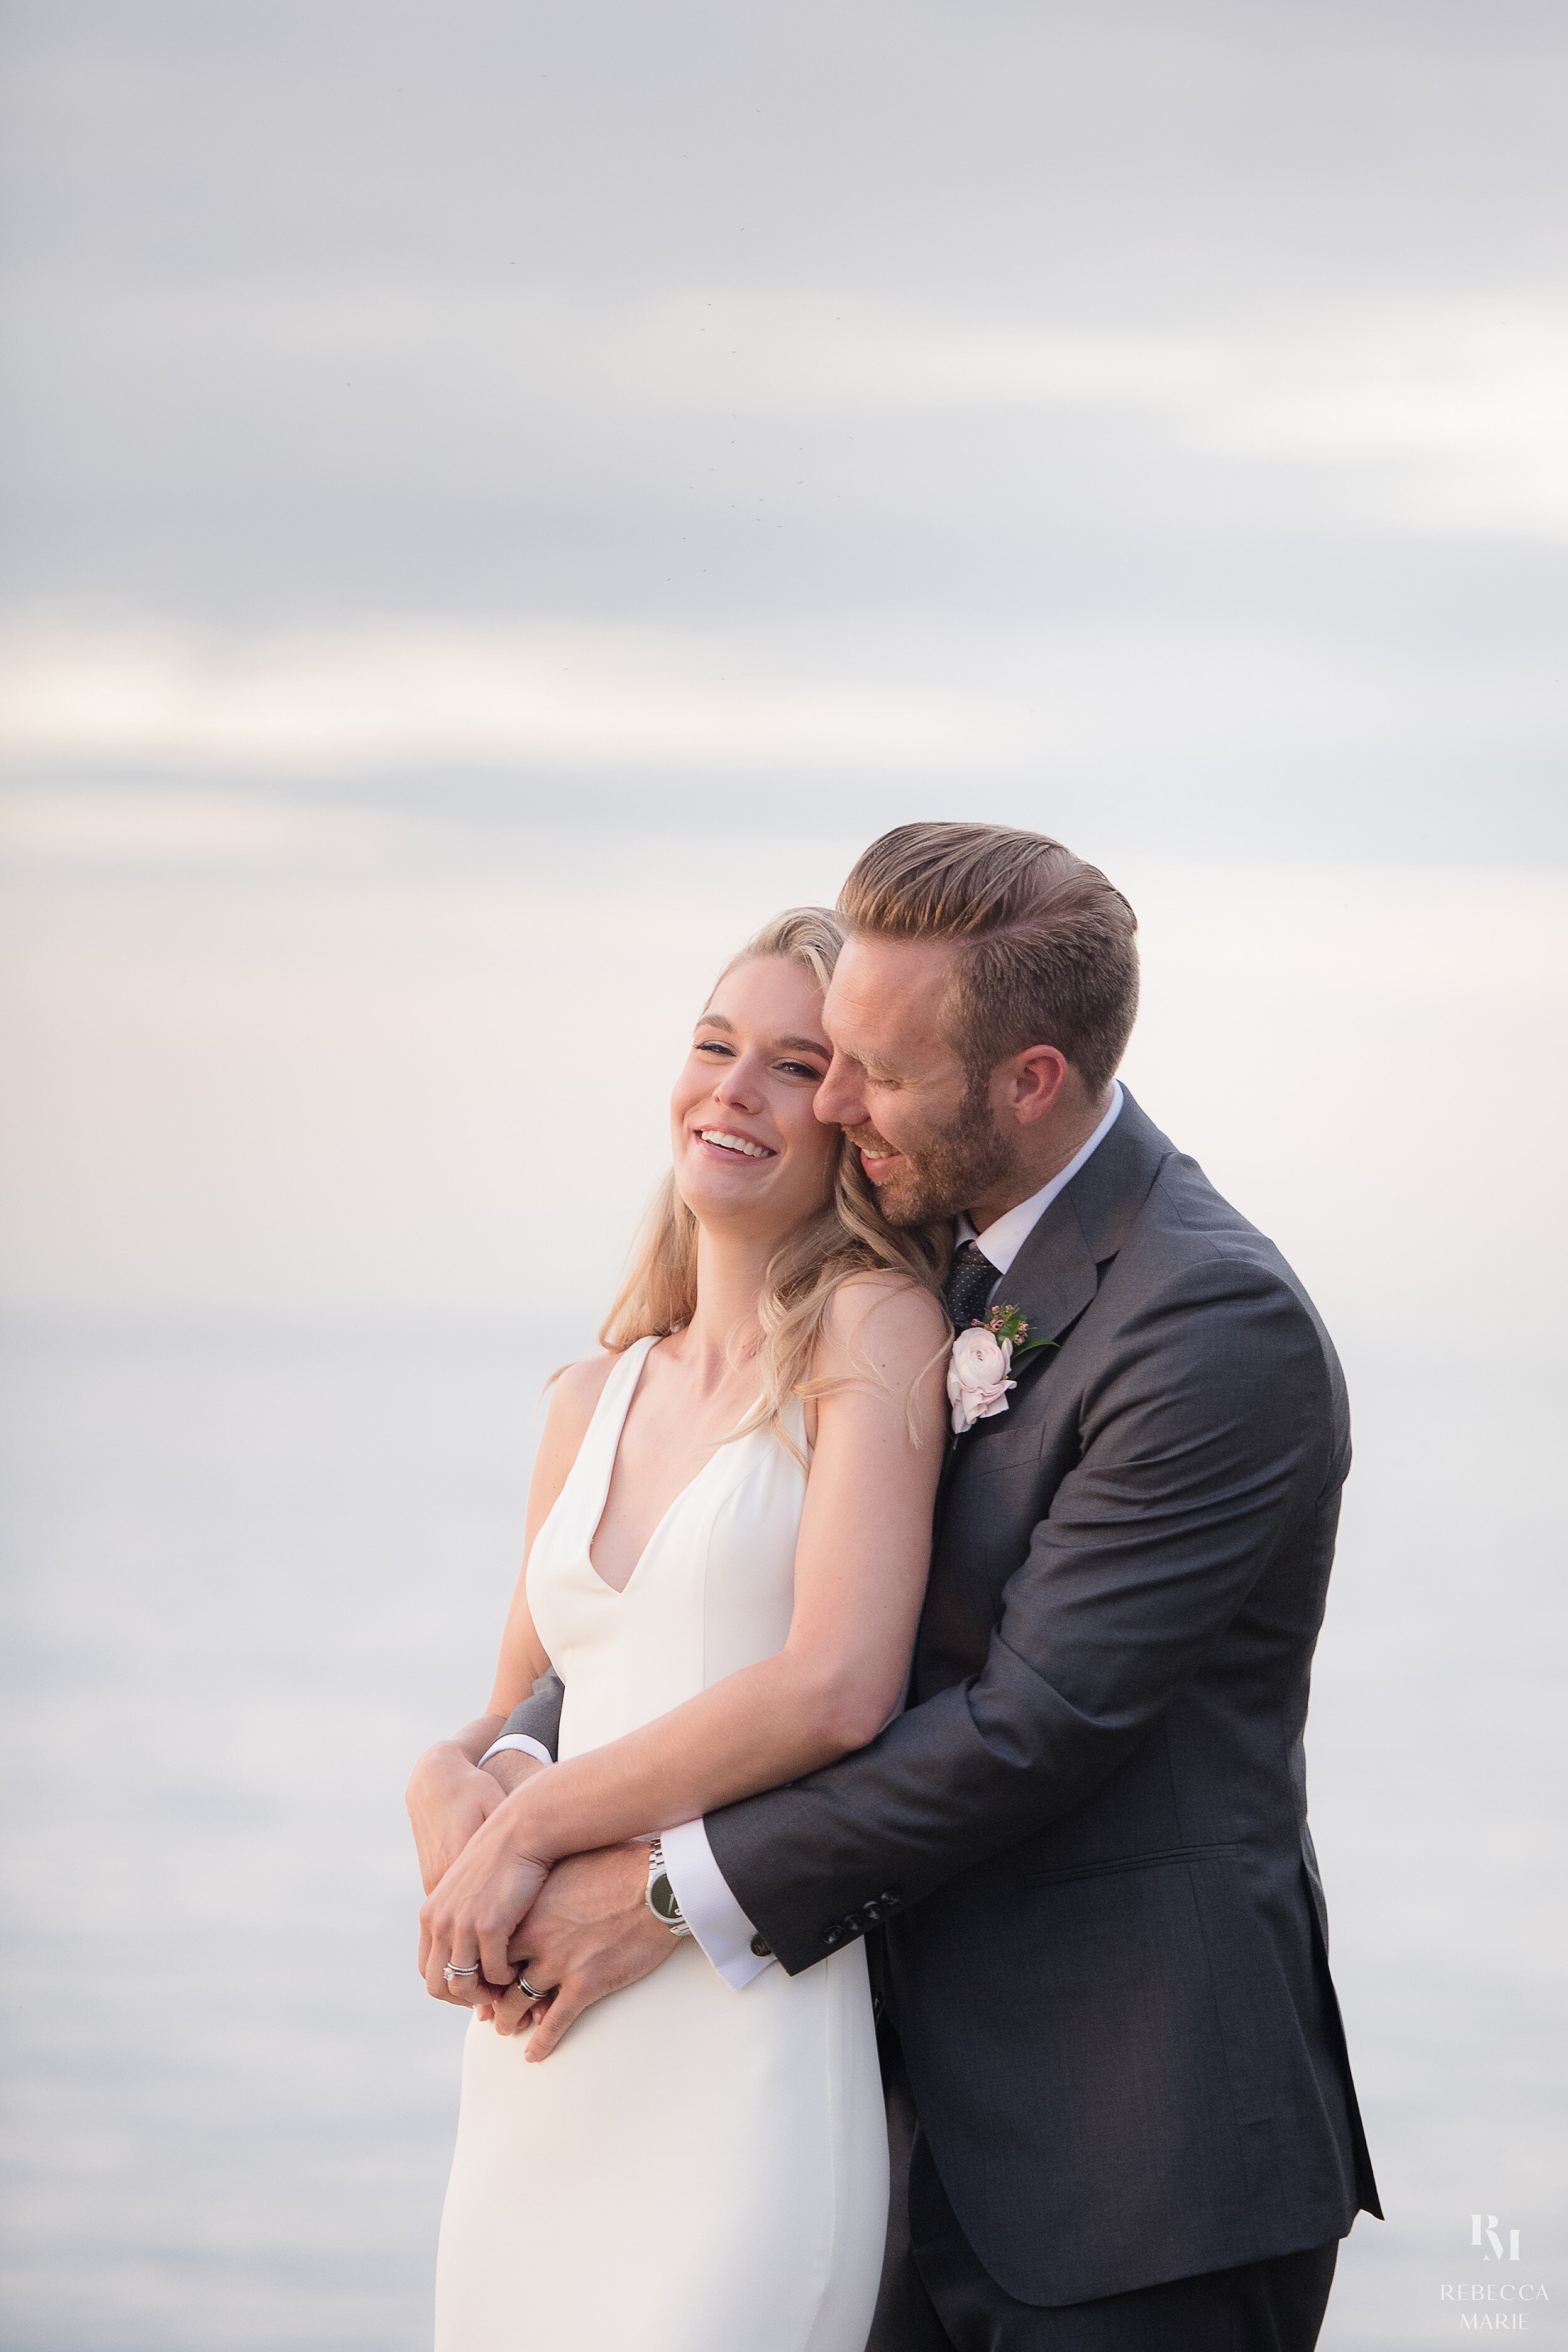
top-left (514, 1971), bottom-right (546, 2001)
top-left (443, 1963), bottom-right (482, 1984)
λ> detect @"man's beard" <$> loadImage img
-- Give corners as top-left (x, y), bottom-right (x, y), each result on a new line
top-left (868, 1069), bottom-right (1019, 1228)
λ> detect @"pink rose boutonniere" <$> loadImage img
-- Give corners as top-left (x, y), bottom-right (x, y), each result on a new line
top-left (946, 1303), bottom-right (1058, 1435)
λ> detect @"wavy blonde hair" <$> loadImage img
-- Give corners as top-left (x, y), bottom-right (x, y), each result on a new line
top-left (598, 907), bottom-right (950, 1447)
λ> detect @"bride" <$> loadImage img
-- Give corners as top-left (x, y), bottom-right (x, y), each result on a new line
top-left (406, 906), bottom-right (950, 2352)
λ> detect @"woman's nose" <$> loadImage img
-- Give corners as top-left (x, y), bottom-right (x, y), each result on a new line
top-left (712, 1056), bottom-right (765, 1110)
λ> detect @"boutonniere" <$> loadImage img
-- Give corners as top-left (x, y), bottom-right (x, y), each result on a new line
top-left (946, 1303), bottom-right (1058, 1435)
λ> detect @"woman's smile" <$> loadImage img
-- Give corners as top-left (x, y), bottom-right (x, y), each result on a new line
top-left (692, 1125), bottom-right (778, 1164)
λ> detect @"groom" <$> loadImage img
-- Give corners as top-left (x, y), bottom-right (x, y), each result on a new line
top-left (480, 822), bottom-right (1379, 2347)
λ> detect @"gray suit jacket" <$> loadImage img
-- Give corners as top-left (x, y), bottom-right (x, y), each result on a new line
top-left (504, 1090), bottom-right (1379, 2304)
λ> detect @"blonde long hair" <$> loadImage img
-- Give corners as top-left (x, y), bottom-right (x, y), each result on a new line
top-left (598, 908), bottom-right (950, 1444)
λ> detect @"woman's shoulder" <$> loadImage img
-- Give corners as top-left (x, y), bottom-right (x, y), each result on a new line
top-left (543, 1351), bottom-right (620, 1446)
top-left (819, 1268), bottom-right (948, 1370)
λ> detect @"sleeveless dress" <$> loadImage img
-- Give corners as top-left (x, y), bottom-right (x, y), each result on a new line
top-left (433, 1335), bottom-right (890, 2351)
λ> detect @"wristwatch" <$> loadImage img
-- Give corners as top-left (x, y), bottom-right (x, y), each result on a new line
top-left (645, 1838), bottom-right (693, 1938)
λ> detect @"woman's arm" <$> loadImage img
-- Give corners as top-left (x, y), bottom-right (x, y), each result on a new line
top-left (405, 1354), bottom-right (613, 1896)
top-left (423, 1278), bottom-right (948, 1986)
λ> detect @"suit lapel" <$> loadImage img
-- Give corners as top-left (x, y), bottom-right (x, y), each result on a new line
top-left (940, 1089), bottom-right (1172, 1483)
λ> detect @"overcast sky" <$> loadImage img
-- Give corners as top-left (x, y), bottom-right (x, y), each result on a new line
top-left (3, 0), bottom-right (1567, 1317)
top-left (2, 0), bottom-right (1565, 863)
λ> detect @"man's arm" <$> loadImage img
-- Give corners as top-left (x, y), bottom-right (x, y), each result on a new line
top-left (705, 1255), bottom-right (1342, 1972)
top-left (487, 1668), bottom-right (567, 1780)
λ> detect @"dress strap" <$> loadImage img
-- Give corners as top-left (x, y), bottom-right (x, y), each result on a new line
top-left (562, 1333), bottom-right (658, 1508)
top-left (580, 1333), bottom-right (657, 1458)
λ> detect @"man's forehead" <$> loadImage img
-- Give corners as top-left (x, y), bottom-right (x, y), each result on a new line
top-left (824, 934), bottom-right (956, 1057)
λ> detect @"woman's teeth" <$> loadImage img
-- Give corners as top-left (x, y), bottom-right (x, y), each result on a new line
top-left (699, 1129), bottom-right (773, 1159)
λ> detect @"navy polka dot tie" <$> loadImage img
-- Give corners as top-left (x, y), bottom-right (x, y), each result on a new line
top-left (943, 1240), bottom-right (997, 1330)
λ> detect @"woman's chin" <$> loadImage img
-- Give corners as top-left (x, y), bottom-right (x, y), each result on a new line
top-left (679, 1168), bottom-right (820, 1241)
top-left (684, 1180), bottom-right (778, 1230)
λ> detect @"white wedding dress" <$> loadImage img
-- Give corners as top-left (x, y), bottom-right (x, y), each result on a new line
top-left (433, 1335), bottom-right (889, 2351)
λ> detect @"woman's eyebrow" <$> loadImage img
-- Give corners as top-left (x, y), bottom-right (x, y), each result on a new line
top-left (694, 1012), bottom-right (827, 1057)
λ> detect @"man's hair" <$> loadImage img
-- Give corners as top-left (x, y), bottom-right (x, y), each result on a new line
top-left (837, 822), bottom-right (1139, 1095)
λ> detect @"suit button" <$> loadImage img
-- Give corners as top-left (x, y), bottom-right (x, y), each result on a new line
top-left (821, 1924), bottom-right (844, 1948)
top-left (750, 1934), bottom-right (771, 1957)
top-left (861, 1899), bottom-right (884, 1923)
top-left (842, 1911), bottom-right (865, 1935)
top-left (879, 1888), bottom-right (903, 1909)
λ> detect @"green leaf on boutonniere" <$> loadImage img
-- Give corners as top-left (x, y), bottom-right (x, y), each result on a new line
top-left (973, 1302), bottom-right (1059, 1360)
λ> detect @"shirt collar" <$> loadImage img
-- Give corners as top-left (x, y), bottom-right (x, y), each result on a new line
top-left (954, 1081), bottom-right (1125, 1278)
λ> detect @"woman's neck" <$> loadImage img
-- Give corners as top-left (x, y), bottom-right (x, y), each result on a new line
top-left (667, 1221), bottom-right (777, 1394)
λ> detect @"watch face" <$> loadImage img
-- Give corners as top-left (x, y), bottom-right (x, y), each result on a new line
top-left (649, 1872), bottom-right (682, 1925)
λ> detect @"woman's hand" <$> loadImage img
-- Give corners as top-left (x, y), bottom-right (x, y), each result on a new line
top-left (406, 1742), bottom-right (508, 1897)
top-left (418, 1781), bottom-right (556, 2001)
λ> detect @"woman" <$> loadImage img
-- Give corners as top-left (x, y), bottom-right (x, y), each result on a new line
top-left (406, 907), bottom-right (950, 2352)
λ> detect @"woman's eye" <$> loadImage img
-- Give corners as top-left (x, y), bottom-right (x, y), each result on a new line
top-left (695, 1039), bottom-right (733, 1057)
top-left (778, 1060), bottom-right (824, 1080)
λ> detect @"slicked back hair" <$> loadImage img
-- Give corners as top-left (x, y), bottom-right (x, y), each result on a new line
top-left (837, 822), bottom-right (1139, 1096)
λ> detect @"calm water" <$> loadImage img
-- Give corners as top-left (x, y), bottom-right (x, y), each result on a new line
top-left (1, 1315), bottom-right (1563, 2349)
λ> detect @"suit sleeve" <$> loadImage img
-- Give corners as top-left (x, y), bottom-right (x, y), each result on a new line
top-left (500, 1668), bottom-right (566, 1759)
top-left (704, 1254), bottom-right (1342, 1974)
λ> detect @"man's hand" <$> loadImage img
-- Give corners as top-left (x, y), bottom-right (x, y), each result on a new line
top-left (489, 1841), bottom-right (681, 2060)
top-left (406, 1742), bottom-right (511, 1897)
top-left (481, 1747), bottom-right (546, 1798)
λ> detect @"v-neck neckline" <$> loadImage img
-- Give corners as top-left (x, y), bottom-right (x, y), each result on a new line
top-left (584, 1336), bottom-right (756, 1599)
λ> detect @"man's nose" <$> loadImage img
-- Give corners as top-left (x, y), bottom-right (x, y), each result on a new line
top-left (815, 1052), bottom-right (865, 1128)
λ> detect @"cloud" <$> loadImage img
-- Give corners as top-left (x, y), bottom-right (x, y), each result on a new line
top-left (14, 277), bottom-right (1568, 548)
top-left (0, 617), bottom-right (1012, 778)
top-left (625, 288), bottom-right (1568, 538)
top-left (0, 784), bottom-right (398, 867)
top-left (1, 601), bottom-right (1558, 811)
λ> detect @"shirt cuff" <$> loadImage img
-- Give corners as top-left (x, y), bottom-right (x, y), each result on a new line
top-left (661, 1817), bottom-right (775, 1988)
top-left (477, 1734), bottom-right (554, 1768)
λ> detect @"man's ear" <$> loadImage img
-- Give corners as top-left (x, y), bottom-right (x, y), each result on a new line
top-left (1009, 1045), bottom-right (1070, 1126)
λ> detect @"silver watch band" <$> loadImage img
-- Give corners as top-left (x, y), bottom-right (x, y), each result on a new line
top-left (645, 1837), bottom-right (693, 1937)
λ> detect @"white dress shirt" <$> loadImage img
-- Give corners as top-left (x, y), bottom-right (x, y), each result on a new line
top-left (666, 1082), bottom-right (1125, 1988)
top-left (478, 1731), bottom-right (556, 1769)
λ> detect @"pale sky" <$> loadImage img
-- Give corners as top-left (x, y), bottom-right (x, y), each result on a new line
top-left (2, 0), bottom-right (1565, 860)
top-left (1, 1), bottom-right (1565, 1320)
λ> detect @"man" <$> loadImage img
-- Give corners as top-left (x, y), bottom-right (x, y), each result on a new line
top-left (479, 821), bottom-right (1379, 2347)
